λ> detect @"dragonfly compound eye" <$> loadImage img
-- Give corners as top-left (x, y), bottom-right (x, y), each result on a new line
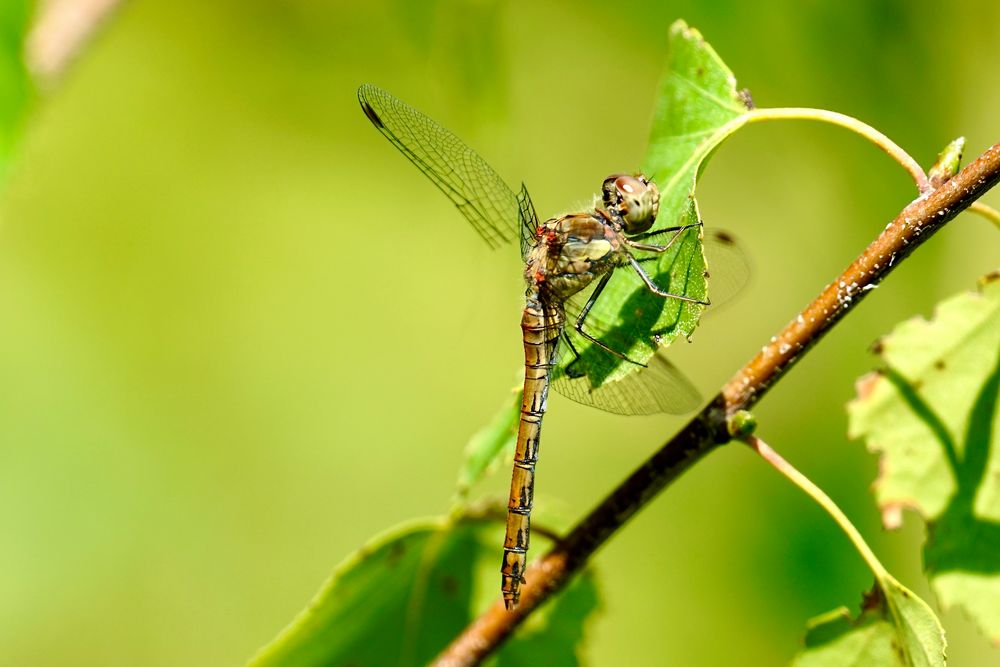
top-left (602, 174), bottom-right (660, 234)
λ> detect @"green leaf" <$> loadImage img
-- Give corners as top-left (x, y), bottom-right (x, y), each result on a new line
top-left (249, 518), bottom-right (479, 667)
top-left (792, 580), bottom-right (946, 667)
top-left (747, 436), bottom-right (946, 666)
top-left (490, 572), bottom-right (601, 667)
top-left (848, 272), bottom-right (1000, 643)
top-left (249, 516), bottom-right (603, 666)
top-left (0, 0), bottom-right (33, 183)
top-left (454, 388), bottom-right (521, 503)
top-left (567, 20), bottom-right (751, 386)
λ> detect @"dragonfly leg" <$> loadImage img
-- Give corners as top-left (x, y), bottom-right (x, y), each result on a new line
top-left (561, 331), bottom-right (586, 378)
top-left (573, 271), bottom-right (647, 368)
top-left (628, 255), bottom-right (711, 306)
top-left (629, 220), bottom-right (703, 242)
top-left (624, 222), bottom-right (702, 253)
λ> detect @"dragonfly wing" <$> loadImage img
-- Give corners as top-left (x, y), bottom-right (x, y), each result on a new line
top-left (702, 229), bottom-right (750, 310)
top-left (517, 183), bottom-right (539, 260)
top-left (359, 83), bottom-right (534, 252)
top-left (551, 349), bottom-right (701, 416)
top-left (551, 228), bottom-right (748, 415)
top-left (559, 226), bottom-right (750, 362)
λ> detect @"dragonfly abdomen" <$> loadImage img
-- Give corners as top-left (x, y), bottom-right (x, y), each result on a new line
top-left (502, 293), bottom-right (563, 610)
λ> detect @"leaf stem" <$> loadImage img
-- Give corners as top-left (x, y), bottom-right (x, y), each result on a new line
top-left (432, 141), bottom-right (1000, 667)
top-left (750, 108), bottom-right (1000, 225)
top-left (969, 201), bottom-right (1000, 230)
top-left (743, 434), bottom-right (887, 578)
top-left (747, 107), bottom-right (931, 192)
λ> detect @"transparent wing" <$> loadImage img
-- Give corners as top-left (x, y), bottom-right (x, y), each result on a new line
top-left (359, 83), bottom-right (535, 253)
top-left (551, 349), bottom-right (701, 416)
top-left (561, 227), bottom-right (750, 345)
top-left (517, 183), bottom-right (539, 259)
top-left (702, 229), bottom-right (750, 310)
top-left (549, 228), bottom-right (749, 415)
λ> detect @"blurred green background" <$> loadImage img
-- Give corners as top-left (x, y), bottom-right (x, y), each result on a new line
top-left (1, 1), bottom-right (998, 664)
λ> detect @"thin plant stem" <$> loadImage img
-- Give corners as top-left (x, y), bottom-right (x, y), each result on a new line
top-left (970, 201), bottom-right (1000, 230)
top-left (743, 434), bottom-right (887, 578)
top-left (747, 107), bottom-right (930, 192)
top-left (751, 107), bottom-right (1000, 225)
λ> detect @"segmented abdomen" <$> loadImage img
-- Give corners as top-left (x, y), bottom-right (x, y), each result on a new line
top-left (501, 292), bottom-right (562, 610)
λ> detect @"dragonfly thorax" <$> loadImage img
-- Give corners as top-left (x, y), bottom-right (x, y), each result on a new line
top-left (525, 213), bottom-right (622, 300)
top-left (601, 173), bottom-right (660, 234)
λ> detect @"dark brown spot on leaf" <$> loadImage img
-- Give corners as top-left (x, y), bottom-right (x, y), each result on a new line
top-left (860, 584), bottom-right (885, 612)
top-left (441, 574), bottom-right (459, 598)
top-left (386, 541), bottom-right (406, 566)
top-left (893, 641), bottom-right (905, 661)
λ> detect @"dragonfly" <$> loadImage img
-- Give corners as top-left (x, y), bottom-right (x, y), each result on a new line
top-left (358, 83), bottom-right (746, 610)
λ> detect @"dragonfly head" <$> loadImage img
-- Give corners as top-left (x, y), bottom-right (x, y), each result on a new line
top-left (601, 173), bottom-right (660, 234)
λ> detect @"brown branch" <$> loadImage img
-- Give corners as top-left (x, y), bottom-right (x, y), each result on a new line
top-left (432, 140), bottom-right (1000, 666)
